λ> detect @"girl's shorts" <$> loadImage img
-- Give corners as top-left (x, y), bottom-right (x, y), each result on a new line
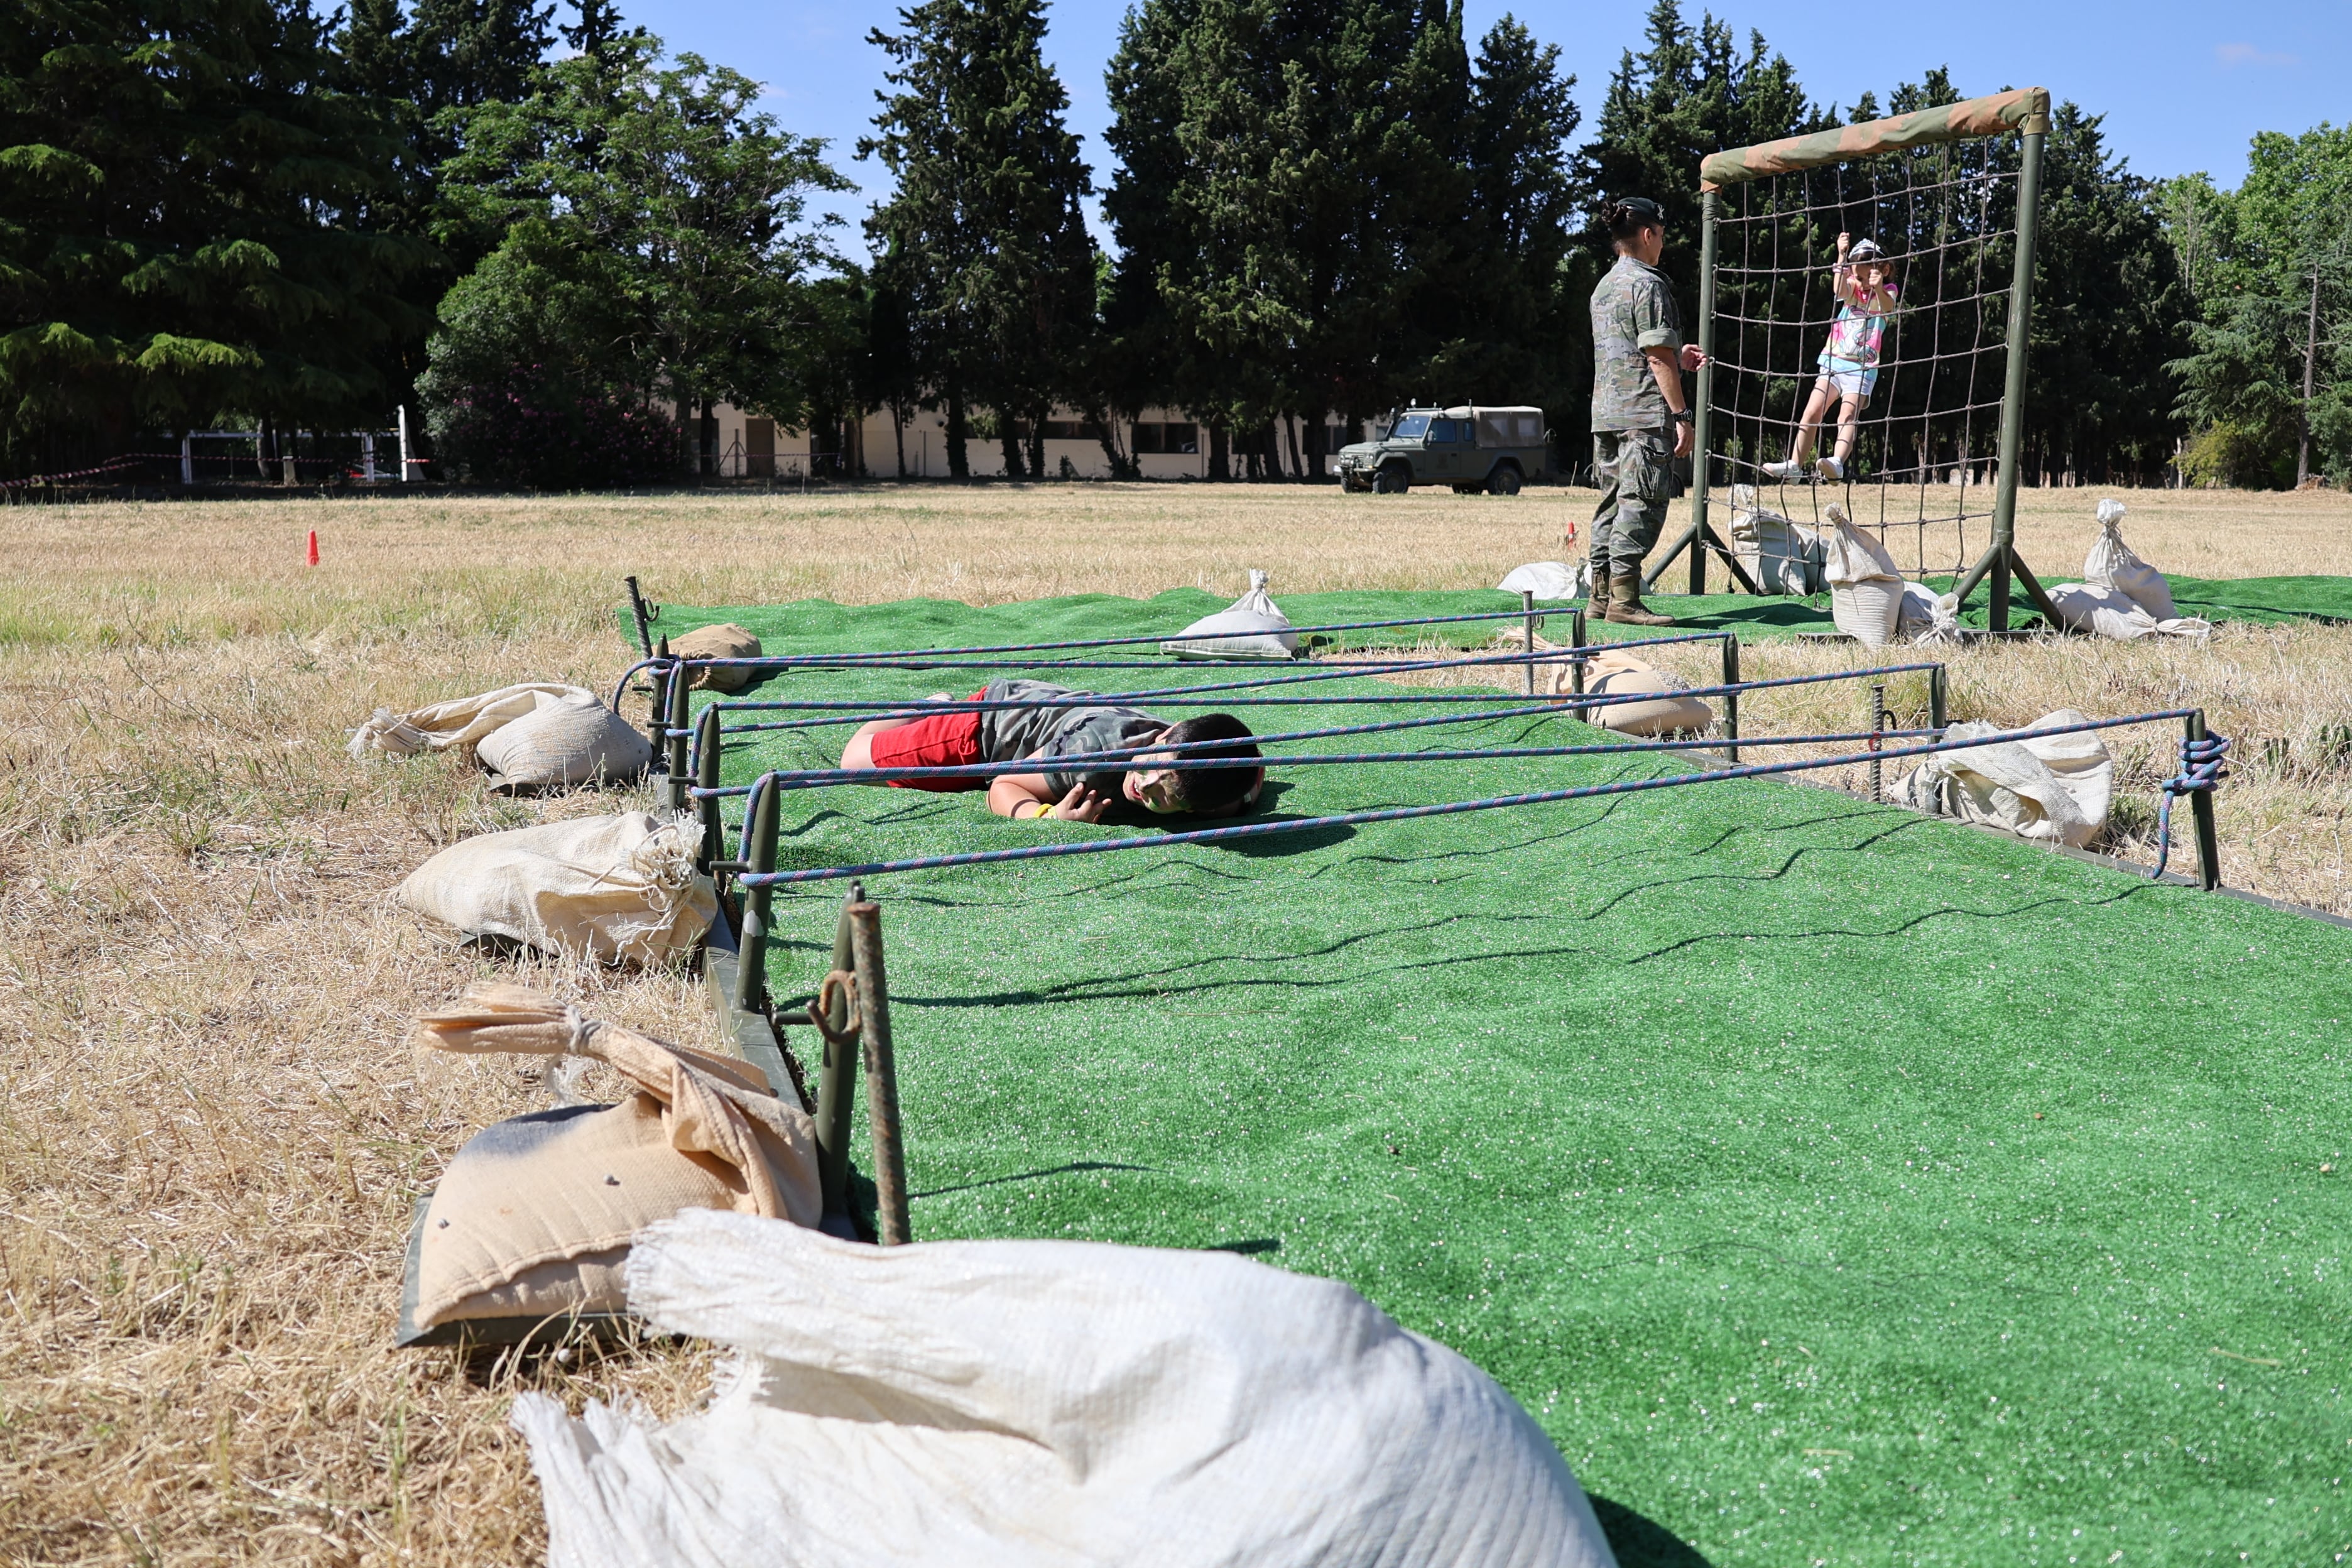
top-left (1817, 360), bottom-right (1877, 400)
top-left (868, 692), bottom-right (988, 790)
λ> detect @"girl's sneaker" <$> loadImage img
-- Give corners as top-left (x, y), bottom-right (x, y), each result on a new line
top-left (1814, 456), bottom-right (1844, 482)
top-left (1760, 460), bottom-right (1805, 481)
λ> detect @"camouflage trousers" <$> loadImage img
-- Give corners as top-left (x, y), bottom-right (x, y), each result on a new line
top-left (1589, 428), bottom-right (1676, 576)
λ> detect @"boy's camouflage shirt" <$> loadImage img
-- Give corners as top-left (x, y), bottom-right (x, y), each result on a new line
top-left (1589, 255), bottom-right (1682, 432)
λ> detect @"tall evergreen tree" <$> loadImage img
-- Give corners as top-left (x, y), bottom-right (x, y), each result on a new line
top-left (862, 0), bottom-right (1096, 479)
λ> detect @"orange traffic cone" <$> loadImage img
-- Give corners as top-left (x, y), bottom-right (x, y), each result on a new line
top-left (306, 528), bottom-right (319, 567)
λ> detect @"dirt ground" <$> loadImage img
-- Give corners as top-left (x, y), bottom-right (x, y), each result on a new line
top-left (2, 478), bottom-right (2348, 1563)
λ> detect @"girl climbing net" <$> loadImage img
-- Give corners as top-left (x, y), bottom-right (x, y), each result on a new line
top-left (1763, 234), bottom-right (1900, 484)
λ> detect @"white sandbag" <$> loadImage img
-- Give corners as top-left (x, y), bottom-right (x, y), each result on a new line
top-left (1822, 504), bottom-right (1904, 647)
top-left (2045, 583), bottom-right (2213, 642)
top-left (1497, 560), bottom-right (1592, 600)
top-left (511, 1208), bottom-right (1616, 1568)
top-left (1579, 651), bottom-right (1713, 736)
top-left (2084, 499), bottom-right (2179, 621)
top-left (1162, 570), bottom-right (1299, 660)
top-left (1893, 710), bottom-right (2113, 847)
top-left (400, 988), bottom-right (821, 1342)
top-left (476, 690), bottom-right (653, 793)
top-left (398, 812), bottom-right (717, 964)
top-left (1726, 484), bottom-right (1824, 596)
top-left (1895, 580), bottom-right (1962, 641)
top-left (348, 682), bottom-right (588, 760)
top-left (668, 623), bottom-right (763, 692)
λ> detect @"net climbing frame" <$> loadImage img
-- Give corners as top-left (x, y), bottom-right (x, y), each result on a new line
top-left (1648, 87), bottom-right (2065, 631)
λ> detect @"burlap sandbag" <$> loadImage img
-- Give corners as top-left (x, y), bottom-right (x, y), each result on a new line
top-left (398, 812), bottom-right (717, 964)
top-left (476, 691), bottom-right (653, 793)
top-left (1562, 651), bottom-right (1714, 736)
top-left (669, 624), bottom-right (763, 692)
top-left (1726, 484), bottom-right (1824, 596)
top-left (2084, 499), bottom-right (2179, 621)
top-left (1822, 504), bottom-right (1905, 647)
top-left (349, 682), bottom-right (589, 760)
top-left (1893, 711), bottom-right (2113, 847)
top-left (401, 986), bottom-right (822, 1338)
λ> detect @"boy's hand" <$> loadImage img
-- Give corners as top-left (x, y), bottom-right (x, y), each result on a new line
top-left (1045, 783), bottom-right (1110, 822)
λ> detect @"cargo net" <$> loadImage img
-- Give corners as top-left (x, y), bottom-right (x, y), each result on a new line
top-left (1708, 136), bottom-right (2017, 580)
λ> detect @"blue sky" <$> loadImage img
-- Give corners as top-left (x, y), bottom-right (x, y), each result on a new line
top-left (616, 0), bottom-right (2346, 256)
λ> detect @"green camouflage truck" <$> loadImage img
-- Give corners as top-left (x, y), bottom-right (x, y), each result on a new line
top-left (1336, 405), bottom-right (1549, 495)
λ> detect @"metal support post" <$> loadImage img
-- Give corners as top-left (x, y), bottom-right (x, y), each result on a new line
top-left (1954, 121), bottom-right (2047, 630)
top-left (1869, 682), bottom-right (1887, 802)
top-left (735, 780), bottom-right (780, 1012)
top-left (180, 434), bottom-right (193, 486)
top-left (847, 901), bottom-right (911, 1246)
top-left (396, 405), bottom-right (418, 483)
top-left (2188, 710), bottom-right (2223, 891)
top-left (814, 885), bottom-right (865, 1219)
top-left (1720, 634), bottom-right (1741, 763)
top-left (624, 575), bottom-right (656, 658)
top-left (664, 652), bottom-right (692, 813)
top-left (1521, 590), bottom-right (1537, 694)
top-left (1929, 665), bottom-right (1949, 732)
top-left (694, 705), bottom-right (723, 879)
top-left (1689, 189), bottom-right (1719, 597)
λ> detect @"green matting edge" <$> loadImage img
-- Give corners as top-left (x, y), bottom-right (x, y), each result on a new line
top-left (637, 590), bottom-right (2352, 1565)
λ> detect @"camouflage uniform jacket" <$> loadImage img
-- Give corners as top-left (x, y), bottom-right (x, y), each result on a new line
top-left (1589, 255), bottom-right (1682, 432)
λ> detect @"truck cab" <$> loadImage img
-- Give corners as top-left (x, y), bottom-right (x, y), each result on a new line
top-left (1336, 405), bottom-right (1548, 496)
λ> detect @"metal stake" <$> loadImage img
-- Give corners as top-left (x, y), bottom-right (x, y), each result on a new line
top-left (814, 883), bottom-right (864, 1219)
top-left (847, 901), bottom-right (911, 1246)
top-left (1869, 682), bottom-right (1887, 802)
top-left (1689, 188), bottom-right (1719, 597)
top-left (1721, 634), bottom-right (1741, 763)
top-left (664, 653), bottom-right (692, 813)
top-left (694, 705), bottom-right (723, 879)
top-left (624, 575), bottom-right (656, 658)
top-left (1521, 590), bottom-right (1537, 695)
top-left (2188, 710), bottom-right (2223, 891)
top-left (735, 779), bottom-right (780, 1013)
top-left (1929, 665), bottom-right (1949, 733)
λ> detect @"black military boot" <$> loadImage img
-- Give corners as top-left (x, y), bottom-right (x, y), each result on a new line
top-left (1585, 558), bottom-right (1612, 620)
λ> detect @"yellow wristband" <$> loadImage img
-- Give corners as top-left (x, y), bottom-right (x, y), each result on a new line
top-left (1025, 801), bottom-right (1050, 820)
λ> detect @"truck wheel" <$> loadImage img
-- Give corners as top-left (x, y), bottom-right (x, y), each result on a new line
top-left (1373, 464), bottom-right (1410, 495)
top-left (1486, 464), bottom-right (1523, 496)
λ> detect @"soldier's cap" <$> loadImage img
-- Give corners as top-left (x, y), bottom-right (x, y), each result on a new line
top-left (1610, 196), bottom-right (1665, 226)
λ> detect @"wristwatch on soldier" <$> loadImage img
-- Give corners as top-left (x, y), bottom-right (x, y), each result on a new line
top-left (1670, 409), bottom-right (1694, 424)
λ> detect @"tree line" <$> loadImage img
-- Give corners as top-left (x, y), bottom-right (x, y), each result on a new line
top-left (2, 0), bottom-right (2343, 488)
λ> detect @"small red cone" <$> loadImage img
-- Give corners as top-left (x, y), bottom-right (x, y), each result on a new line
top-left (306, 528), bottom-right (320, 567)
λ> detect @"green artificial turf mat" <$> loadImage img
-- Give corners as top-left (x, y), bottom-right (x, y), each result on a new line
top-left (638, 573), bottom-right (2352, 658)
top-left (658, 599), bottom-right (2351, 1565)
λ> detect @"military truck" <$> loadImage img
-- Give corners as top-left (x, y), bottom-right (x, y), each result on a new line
top-left (1336, 405), bottom-right (1549, 495)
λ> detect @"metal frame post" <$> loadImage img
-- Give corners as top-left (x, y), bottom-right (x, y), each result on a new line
top-left (1954, 123), bottom-right (2047, 632)
top-left (1869, 682), bottom-right (1887, 802)
top-left (847, 901), bottom-right (911, 1245)
top-left (624, 575), bottom-right (656, 658)
top-left (694, 705), bottom-right (723, 878)
top-left (1929, 665), bottom-right (1949, 732)
top-left (1720, 633), bottom-right (1740, 763)
top-left (664, 654), bottom-right (692, 813)
top-left (1521, 590), bottom-right (1537, 694)
top-left (735, 780), bottom-right (780, 1013)
top-left (814, 885), bottom-right (864, 1219)
top-left (1689, 190), bottom-right (1719, 597)
top-left (2187, 710), bottom-right (2222, 891)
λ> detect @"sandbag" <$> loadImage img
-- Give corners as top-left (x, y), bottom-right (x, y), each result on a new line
top-left (398, 987), bottom-right (821, 1344)
top-left (2045, 582), bottom-right (2213, 642)
top-left (1726, 484), bottom-right (1824, 596)
top-left (1576, 651), bottom-right (1714, 736)
top-left (510, 1208), bottom-right (1617, 1568)
top-left (474, 690), bottom-right (653, 793)
top-left (1895, 580), bottom-right (1960, 642)
top-left (1496, 560), bottom-right (1592, 600)
top-left (1822, 504), bottom-right (1905, 647)
top-left (2084, 499), bottom-right (2179, 621)
top-left (1162, 570), bottom-right (1299, 660)
top-left (398, 812), bottom-right (717, 964)
top-left (1893, 710), bottom-right (2113, 847)
top-left (668, 623), bottom-right (764, 692)
top-left (348, 682), bottom-right (589, 760)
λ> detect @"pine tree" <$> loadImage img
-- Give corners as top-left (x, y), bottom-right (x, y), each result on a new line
top-left (862, 0), bottom-right (1096, 480)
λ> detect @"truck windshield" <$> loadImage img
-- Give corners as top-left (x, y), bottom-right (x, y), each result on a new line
top-left (1389, 413), bottom-right (1430, 440)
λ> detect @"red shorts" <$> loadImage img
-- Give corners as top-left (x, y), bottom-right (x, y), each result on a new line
top-left (867, 692), bottom-right (986, 790)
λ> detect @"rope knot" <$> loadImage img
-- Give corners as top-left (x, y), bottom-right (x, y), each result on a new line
top-left (2152, 731), bottom-right (2231, 879)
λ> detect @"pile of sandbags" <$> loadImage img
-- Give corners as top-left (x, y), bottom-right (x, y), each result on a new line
top-left (351, 682), bottom-right (650, 792)
top-left (667, 623), bottom-right (765, 691)
top-left (1496, 559), bottom-right (1592, 601)
top-left (1822, 504), bottom-right (1907, 646)
top-left (1558, 648), bottom-right (1714, 736)
top-left (399, 987), bottom-right (820, 1346)
top-left (1162, 570), bottom-right (1300, 660)
top-left (510, 1207), bottom-right (1618, 1568)
top-left (2045, 501), bottom-right (2210, 641)
top-left (398, 812), bottom-right (716, 965)
top-left (1893, 710), bottom-right (2114, 847)
top-left (1726, 484), bottom-right (1824, 596)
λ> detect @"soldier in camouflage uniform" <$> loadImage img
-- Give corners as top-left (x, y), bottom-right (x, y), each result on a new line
top-left (1587, 197), bottom-right (1707, 626)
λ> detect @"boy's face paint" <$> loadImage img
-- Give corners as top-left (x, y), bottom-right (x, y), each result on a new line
top-left (1124, 754), bottom-right (1184, 814)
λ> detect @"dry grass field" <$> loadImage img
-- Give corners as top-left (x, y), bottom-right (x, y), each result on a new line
top-left (2, 477), bottom-right (2349, 1564)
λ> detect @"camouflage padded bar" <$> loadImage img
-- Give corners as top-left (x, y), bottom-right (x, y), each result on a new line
top-left (1699, 87), bottom-right (2051, 190)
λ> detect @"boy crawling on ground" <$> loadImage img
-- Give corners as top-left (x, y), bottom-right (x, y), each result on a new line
top-left (838, 678), bottom-right (1264, 823)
